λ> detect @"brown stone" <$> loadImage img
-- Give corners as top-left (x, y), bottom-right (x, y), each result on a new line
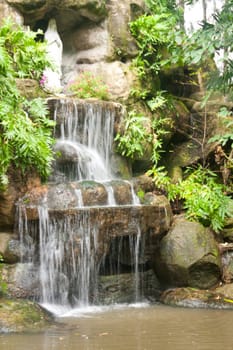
top-left (0, 168), bottom-right (41, 229)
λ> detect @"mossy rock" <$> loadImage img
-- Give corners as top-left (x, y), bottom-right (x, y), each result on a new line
top-left (0, 298), bottom-right (54, 333)
top-left (154, 217), bottom-right (221, 289)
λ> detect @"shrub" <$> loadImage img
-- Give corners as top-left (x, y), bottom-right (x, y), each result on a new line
top-left (66, 71), bottom-right (110, 100)
top-left (148, 165), bottom-right (233, 232)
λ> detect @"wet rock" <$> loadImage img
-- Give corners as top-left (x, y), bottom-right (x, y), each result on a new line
top-left (98, 269), bottom-right (161, 304)
top-left (54, 140), bottom-right (80, 163)
top-left (1, 263), bottom-right (40, 299)
top-left (111, 180), bottom-right (133, 205)
top-left (0, 298), bottom-right (53, 333)
top-left (47, 183), bottom-right (78, 209)
top-left (154, 217), bottom-right (221, 289)
top-left (79, 181), bottom-right (108, 206)
top-left (160, 287), bottom-right (233, 309)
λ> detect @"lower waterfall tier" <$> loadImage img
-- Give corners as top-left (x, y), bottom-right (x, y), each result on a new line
top-left (16, 189), bottom-right (172, 306)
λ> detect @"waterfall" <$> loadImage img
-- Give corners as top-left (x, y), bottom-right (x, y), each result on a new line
top-left (37, 204), bottom-right (100, 306)
top-left (53, 100), bottom-right (115, 182)
top-left (17, 99), bottom-right (146, 308)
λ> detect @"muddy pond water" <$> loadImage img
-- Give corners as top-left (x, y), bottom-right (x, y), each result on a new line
top-left (2, 303), bottom-right (233, 350)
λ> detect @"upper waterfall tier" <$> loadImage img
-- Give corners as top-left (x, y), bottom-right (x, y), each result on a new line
top-left (48, 98), bottom-right (124, 182)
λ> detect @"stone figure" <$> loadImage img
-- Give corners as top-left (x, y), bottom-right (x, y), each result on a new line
top-left (42, 18), bottom-right (63, 93)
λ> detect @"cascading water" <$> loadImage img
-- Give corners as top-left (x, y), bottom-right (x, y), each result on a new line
top-left (17, 98), bottom-right (146, 309)
top-left (53, 99), bottom-right (114, 182)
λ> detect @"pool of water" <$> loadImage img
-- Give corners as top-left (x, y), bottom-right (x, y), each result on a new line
top-left (2, 303), bottom-right (233, 350)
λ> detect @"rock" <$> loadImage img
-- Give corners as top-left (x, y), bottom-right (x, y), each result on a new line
top-left (15, 79), bottom-right (47, 99)
top-left (0, 298), bottom-right (53, 333)
top-left (221, 218), bottom-right (233, 242)
top-left (154, 217), bottom-right (221, 289)
top-left (0, 233), bottom-right (21, 263)
top-left (106, 0), bottom-right (144, 60)
top-left (1, 263), bottom-right (40, 299)
top-left (165, 140), bottom-right (201, 181)
top-left (133, 174), bottom-right (155, 195)
top-left (7, 0), bottom-right (107, 24)
top-left (111, 180), bottom-right (133, 205)
top-left (0, 0), bottom-right (23, 26)
top-left (160, 287), bottom-right (233, 309)
top-left (0, 168), bottom-right (41, 229)
top-left (79, 181), bottom-right (108, 206)
top-left (215, 283), bottom-right (233, 299)
top-left (110, 153), bottom-right (132, 179)
top-left (64, 61), bottom-right (137, 100)
top-left (98, 269), bottom-right (161, 304)
top-left (221, 251), bottom-right (233, 283)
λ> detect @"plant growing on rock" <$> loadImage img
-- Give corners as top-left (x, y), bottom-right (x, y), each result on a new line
top-left (0, 19), bottom-right (55, 188)
top-left (65, 71), bottom-right (110, 100)
top-left (0, 255), bottom-right (7, 297)
top-left (148, 165), bottom-right (233, 232)
top-left (115, 110), bottom-right (151, 159)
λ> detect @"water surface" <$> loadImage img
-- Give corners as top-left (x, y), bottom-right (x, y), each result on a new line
top-left (2, 303), bottom-right (233, 350)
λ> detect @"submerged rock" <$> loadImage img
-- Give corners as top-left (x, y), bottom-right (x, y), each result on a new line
top-left (0, 298), bottom-right (54, 333)
top-left (154, 217), bottom-right (221, 289)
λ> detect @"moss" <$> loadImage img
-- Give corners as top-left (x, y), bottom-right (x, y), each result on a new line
top-left (15, 79), bottom-right (48, 99)
top-left (0, 298), bottom-right (54, 333)
top-left (86, 0), bottom-right (107, 17)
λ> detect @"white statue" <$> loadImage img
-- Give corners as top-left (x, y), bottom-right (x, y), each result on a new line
top-left (42, 18), bottom-right (63, 93)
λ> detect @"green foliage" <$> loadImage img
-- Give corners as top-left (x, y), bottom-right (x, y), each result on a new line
top-left (146, 165), bottom-right (172, 190)
top-left (130, 11), bottom-right (177, 78)
top-left (148, 166), bottom-right (233, 232)
top-left (129, 1), bottom-right (233, 233)
top-left (209, 107), bottom-right (233, 146)
top-left (172, 167), bottom-right (233, 232)
top-left (0, 19), bottom-right (55, 188)
top-left (0, 255), bottom-right (7, 297)
top-left (137, 189), bottom-right (145, 201)
top-left (115, 107), bottom-right (170, 164)
top-left (181, 2), bottom-right (233, 95)
top-left (115, 111), bottom-right (151, 159)
top-left (66, 71), bottom-right (110, 100)
top-left (0, 18), bottom-right (51, 79)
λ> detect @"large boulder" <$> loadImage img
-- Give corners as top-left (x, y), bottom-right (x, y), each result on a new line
top-left (154, 217), bottom-right (221, 289)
